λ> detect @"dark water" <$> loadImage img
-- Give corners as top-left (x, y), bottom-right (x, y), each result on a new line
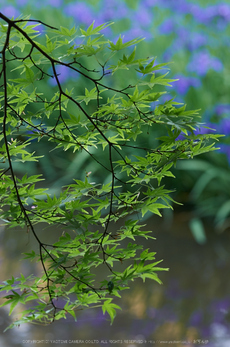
top-left (1, 212), bottom-right (230, 347)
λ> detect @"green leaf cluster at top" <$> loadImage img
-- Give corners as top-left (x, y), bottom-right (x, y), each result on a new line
top-left (0, 13), bottom-right (221, 331)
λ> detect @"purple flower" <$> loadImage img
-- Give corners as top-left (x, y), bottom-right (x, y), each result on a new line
top-left (159, 19), bottom-right (175, 35)
top-left (165, 26), bottom-right (192, 53)
top-left (218, 118), bottom-right (230, 135)
top-left (144, 0), bottom-right (160, 7)
top-left (134, 6), bottom-right (152, 27)
top-left (187, 50), bottom-right (223, 76)
top-left (176, 123), bottom-right (216, 141)
top-left (194, 123), bottom-right (217, 135)
top-left (2, 5), bottom-right (20, 18)
top-left (219, 144), bottom-right (230, 161)
top-left (123, 27), bottom-right (151, 41)
top-left (190, 4), bottom-right (208, 22)
top-left (176, 27), bottom-right (190, 44)
top-left (95, 0), bottom-right (129, 23)
top-left (210, 299), bottom-right (230, 326)
top-left (208, 4), bottom-right (230, 24)
top-left (215, 104), bottom-right (230, 116)
top-left (48, 0), bottom-right (62, 7)
top-left (213, 298), bottom-right (230, 312)
top-left (187, 32), bottom-right (207, 51)
top-left (218, 4), bottom-right (230, 21)
top-left (49, 64), bottom-right (70, 86)
top-left (189, 309), bottom-right (203, 327)
top-left (16, 0), bottom-right (29, 6)
top-left (64, 2), bottom-right (94, 26)
top-left (191, 4), bottom-right (230, 25)
top-left (174, 74), bottom-right (201, 95)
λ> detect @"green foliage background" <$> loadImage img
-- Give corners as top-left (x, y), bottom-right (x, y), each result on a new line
top-left (0, 12), bottom-right (220, 329)
top-left (2, 0), bottom-right (230, 233)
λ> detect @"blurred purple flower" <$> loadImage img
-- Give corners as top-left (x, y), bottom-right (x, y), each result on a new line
top-left (49, 64), bottom-right (70, 86)
top-left (190, 4), bottom-right (230, 25)
top-left (144, 0), bottom-right (160, 7)
top-left (213, 298), bottom-right (230, 312)
top-left (205, 6), bottom-right (219, 21)
top-left (219, 144), bottom-right (230, 161)
top-left (174, 74), bottom-right (201, 95)
top-left (218, 118), bottom-right (230, 135)
top-left (134, 6), bottom-right (152, 27)
top-left (218, 4), bottom-right (230, 21)
top-left (195, 124), bottom-right (216, 134)
top-left (2, 5), bottom-right (20, 18)
top-left (207, 4), bottom-right (230, 24)
top-left (99, 2), bottom-right (129, 21)
top-left (176, 122), bottom-right (216, 141)
top-left (16, 0), bottom-right (28, 6)
top-left (176, 26), bottom-right (190, 44)
top-left (188, 119), bottom-right (217, 137)
top-left (48, 0), bottom-right (62, 7)
top-left (187, 50), bottom-right (223, 76)
top-left (189, 3), bottom-right (207, 22)
top-left (187, 32), bottom-right (207, 51)
top-left (210, 299), bottom-right (230, 326)
top-left (162, 47), bottom-right (175, 62)
top-left (215, 104), bottom-right (230, 116)
top-left (166, 26), bottom-right (191, 53)
top-left (189, 309), bottom-right (203, 327)
top-left (64, 2), bottom-right (94, 25)
top-left (123, 27), bottom-right (151, 41)
top-left (171, 2), bottom-right (189, 14)
top-left (159, 19), bottom-right (175, 35)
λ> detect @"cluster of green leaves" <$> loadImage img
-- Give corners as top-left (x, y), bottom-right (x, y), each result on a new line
top-left (0, 13), bottom-right (220, 330)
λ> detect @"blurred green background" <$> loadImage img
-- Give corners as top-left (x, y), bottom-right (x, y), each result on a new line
top-left (3, 0), bottom-right (230, 233)
top-left (1, 1), bottom-right (230, 345)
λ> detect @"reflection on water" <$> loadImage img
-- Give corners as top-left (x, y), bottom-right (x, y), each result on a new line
top-left (1, 213), bottom-right (230, 347)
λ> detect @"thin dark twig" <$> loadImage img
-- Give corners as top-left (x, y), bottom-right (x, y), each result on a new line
top-left (9, 17), bottom-right (58, 30)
